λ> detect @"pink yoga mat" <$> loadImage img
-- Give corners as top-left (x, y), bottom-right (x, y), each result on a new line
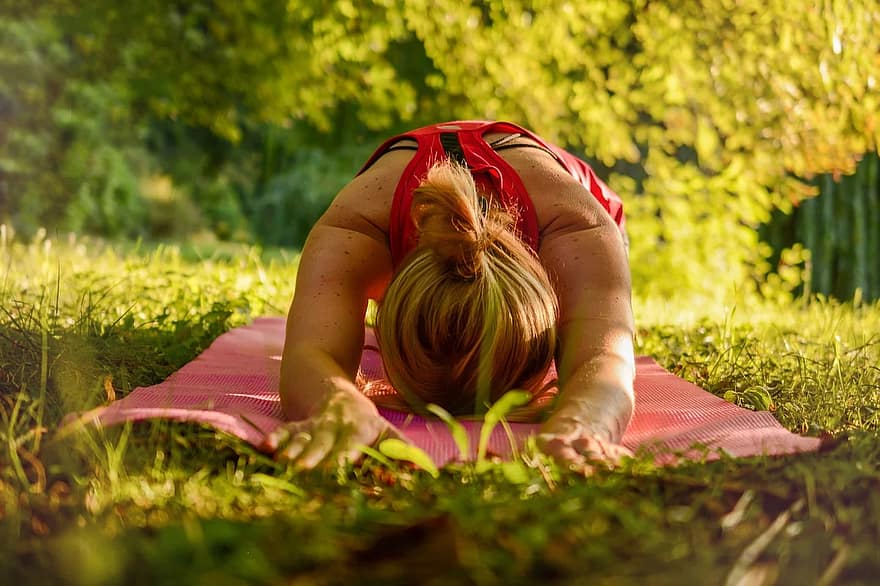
top-left (63, 318), bottom-right (820, 465)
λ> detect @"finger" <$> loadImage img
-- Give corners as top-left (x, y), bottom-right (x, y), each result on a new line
top-left (335, 423), bottom-right (406, 468)
top-left (262, 426), bottom-right (291, 451)
top-left (535, 433), bottom-right (572, 454)
top-left (294, 428), bottom-right (338, 469)
top-left (322, 419), bottom-right (362, 468)
top-left (597, 441), bottom-right (633, 462)
top-left (565, 459), bottom-right (596, 476)
top-left (551, 446), bottom-right (596, 477)
top-left (336, 445), bottom-right (366, 467)
top-left (266, 422), bottom-right (312, 456)
top-left (277, 435), bottom-right (310, 463)
top-left (617, 445), bottom-right (635, 458)
top-left (571, 437), bottom-right (608, 460)
top-left (571, 438), bottom-right (631, 466)
top-left (537, 434), bottom-right (601, 475)
top-left (538, 436), bottom-right (585, 465)
top-left (605, 444), bottom-right (634, 461)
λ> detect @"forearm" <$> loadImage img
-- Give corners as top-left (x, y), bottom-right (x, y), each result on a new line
top-left (279, 344), bottom-right (375, 420)
top-left (278, 218), bottom-right (391, 421)
top-left (548, 290), bottom-right (635, 439)
top-left (537, 210), bottom-right (634, 443)
top-left (552, 350), bottom-right (635, 443)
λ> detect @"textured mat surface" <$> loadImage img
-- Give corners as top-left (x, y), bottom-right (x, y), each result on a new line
top-left (64, 318), bottom-right (821, 465)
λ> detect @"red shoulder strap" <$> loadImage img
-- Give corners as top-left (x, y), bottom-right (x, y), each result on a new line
top-left (385, 132), bottom-right (444, 266)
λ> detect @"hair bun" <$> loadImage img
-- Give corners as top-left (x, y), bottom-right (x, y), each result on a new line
top-left (377, 157), bottom-right (557, 414)
top-left (412, 160), bottom-right (512, 280)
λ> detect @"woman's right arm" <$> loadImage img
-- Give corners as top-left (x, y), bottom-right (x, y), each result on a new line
top-left (279, 221), bottom-right (389, 419)
top-left (266, 183), bottom-right (399, 467)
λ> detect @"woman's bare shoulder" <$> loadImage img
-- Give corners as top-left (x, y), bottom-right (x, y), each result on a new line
top-left (317, 149), bottom-right (415, 243)
top-left (495, 145), bottom-right (613, 238)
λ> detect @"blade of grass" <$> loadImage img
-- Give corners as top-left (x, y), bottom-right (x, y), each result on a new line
top-left (427, 403), bottom-right (470, 460)
top-left (5, 386), bottom-right (32, 487)
top-left (477, 390), bottom-right (531, 466)
top-left (35, 287), bottom-right (48, 453)
top-left (356, 444), bottom-right (395, 468)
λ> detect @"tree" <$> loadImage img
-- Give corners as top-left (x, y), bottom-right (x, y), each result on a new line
top-left (3, 0), bottom-right (878, 299)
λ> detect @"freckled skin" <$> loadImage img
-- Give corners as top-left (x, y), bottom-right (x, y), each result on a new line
top-left (274, 133), bottom-right (635, 471)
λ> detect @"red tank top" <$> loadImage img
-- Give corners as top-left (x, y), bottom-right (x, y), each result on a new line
top-left (357, 121), bottom-right (625, 268)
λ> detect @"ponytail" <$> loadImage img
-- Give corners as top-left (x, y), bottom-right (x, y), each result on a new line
top-left (411, 160), bottom-right (515, 280)
top-left (376, 159), bottom-right (558, 415)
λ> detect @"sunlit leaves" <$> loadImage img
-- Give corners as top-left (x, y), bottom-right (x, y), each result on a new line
top-left (4, 1), bottom-right (879, 299)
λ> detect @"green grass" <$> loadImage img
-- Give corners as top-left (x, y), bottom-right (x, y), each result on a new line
top-left (1, 229), bottom-right (878, 585)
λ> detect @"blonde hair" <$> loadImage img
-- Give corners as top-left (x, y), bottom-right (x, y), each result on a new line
top-left (375, 159), bottom-right (558, 415)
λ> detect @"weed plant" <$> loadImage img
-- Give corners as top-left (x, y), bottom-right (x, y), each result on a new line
top-left (0, 227), bottom-right (878, 585)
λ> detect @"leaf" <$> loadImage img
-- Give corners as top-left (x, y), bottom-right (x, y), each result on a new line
top-left (500, 461), bottom-right (530, 484)
top-left (356, 444), bottom-right (395, 468)
top-left (742, 387), bottom-right (774, 411)
top-left (249, 473), bottom-right (305, 496)
top-left (477, 390), bottom-right (532, 465)
top-left (695, 117), bottom-right (721, 169)
top-left (378, 438), bottom-right (439, 478)
top-left (427, 403), bottom-right (470, 460)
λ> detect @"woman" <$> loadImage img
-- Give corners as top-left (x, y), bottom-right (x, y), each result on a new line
top-left (266, 121), bottom-right (635, 471)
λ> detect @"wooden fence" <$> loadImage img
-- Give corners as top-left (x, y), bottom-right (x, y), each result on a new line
top-left (762, 152), bottom-right (880, 301)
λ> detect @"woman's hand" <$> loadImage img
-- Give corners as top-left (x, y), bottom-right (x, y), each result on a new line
top-left (537, 411), bottom-right (633, 473)
top-left (262, 391), bottom-right (406, 469)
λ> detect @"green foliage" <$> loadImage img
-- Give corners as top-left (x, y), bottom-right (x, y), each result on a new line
top-left (245, 141), bottom-right (374, 247)
top-left (64, 145), bottom-right (148, 239)
top-left (0, 15), bottom-right (157, 239)
top-left (3, 1), bottom-right (880, 292)
top-left (476, 390), bottom-right (532, 467)
top-left (634, 297), bottom-right (880, 435)
top-left (0, 16), bottom-right (70, 235)
top-left (0, 228), bottom-right (297, 423)
top-left (427, 403), bottom-right (471, 460)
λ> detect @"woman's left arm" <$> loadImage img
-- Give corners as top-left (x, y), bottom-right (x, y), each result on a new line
top-left (537, 193), bottom-right (636, 469)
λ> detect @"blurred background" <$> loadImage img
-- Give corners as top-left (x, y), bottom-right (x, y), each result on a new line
top-left (1, 0), bottom-right (878, 302)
